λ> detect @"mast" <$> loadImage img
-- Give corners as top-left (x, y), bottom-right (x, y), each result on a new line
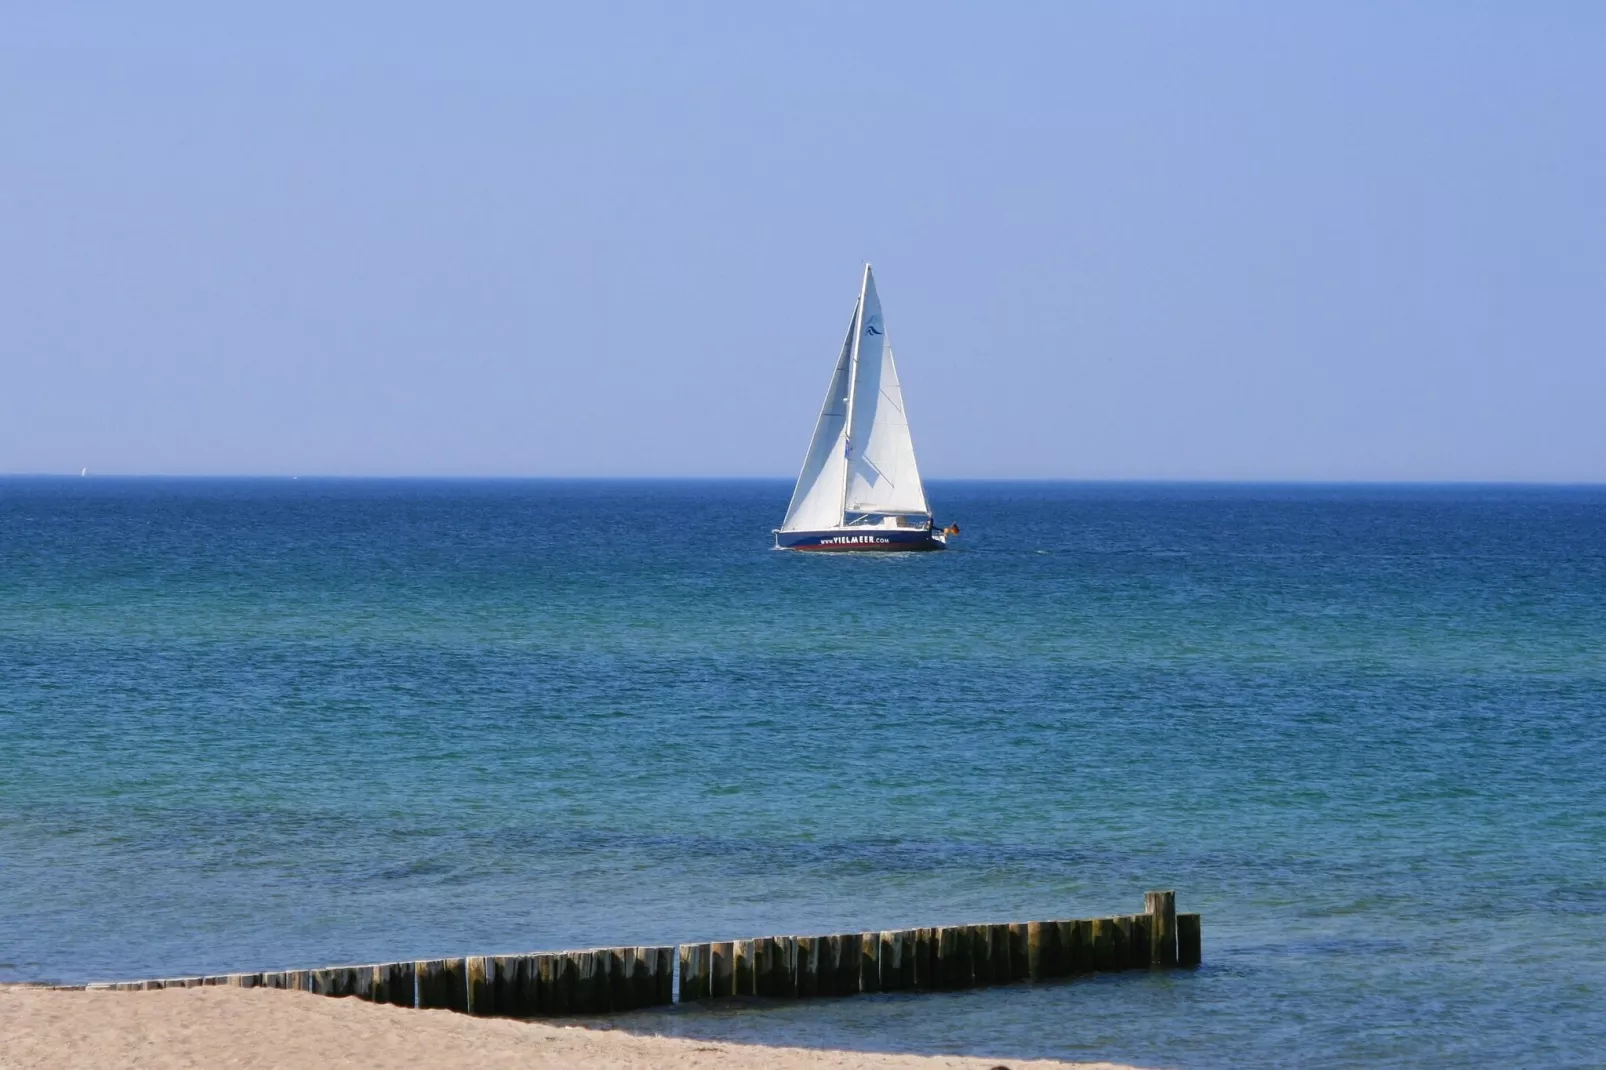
top-left (838, 262), bottom-right (870, 526)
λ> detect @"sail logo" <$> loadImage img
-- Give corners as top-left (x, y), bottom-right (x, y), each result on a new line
top-left (864, 316), bottom-right (882, 336)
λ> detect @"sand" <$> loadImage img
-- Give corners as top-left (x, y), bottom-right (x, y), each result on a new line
top-left (0, 986), bottom-right (1140, 1070)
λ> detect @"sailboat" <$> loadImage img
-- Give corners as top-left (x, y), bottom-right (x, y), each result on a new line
top-left (775, 265), bottom-right (950, 551)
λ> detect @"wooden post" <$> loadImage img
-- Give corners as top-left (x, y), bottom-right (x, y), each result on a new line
top-left (569, 952), bottom-right (592, 1014)
top-left (311, 966), bottom-right (360, 998)
top-left (550, 954), bottom-right (575, 1015)
top-left (520, 954), bottom-right (544, 1017)
top-left (817, 935), bottom-right (837, 996)
top-left (934, 926), bottom-right (960, 989)
top-left (733, 939), bottom-right (757, 996)
top-left (350, 966), bottom-right (376, 1001)
top-left (1027, 921), bottom-right (1057, 981)
top-left (1113, 917), bottom-right (1133, 971)
top-left (859, 931), bottom-right (881, 994)
top-left (630, 947), bottom-right (655, 1009)
top-left (572, 951), bottom-right (600, 1014)
top-left (416, 958), bottom-right (467, 1011)
top-left (1089, 919), bottom-right (1113, 972)
top-left (1009, 923), bottom-right (1030, 982)
top-left (1145, 890), bottom-right (1178, 968)
top-left (1073, 919), bottom-right (1095, 973)
top-left (770, 937), bottom-right (798, 999)
top-left (466, 956), bottom-right (493, 1015)
top-left (972, 924), bottom-right (997, 985)
top-left (535, 955), bottom-right (555, 1016)
top-left (678, 944), bottom-right (709, 1003)
top-left (913, 928), bottom-right (935, 989)
top-left (655, 946), bottom-right (675, 1005)
top-left (1128, 914), bottom-right (1152, 969)
top-left (838, 933), bottom-right (862, 995)
top-left (607, 947), bottom-right (634, 1011)
top-left (933, 927), bottom-right (955, 989)
top-left (1177, 913), bottom-right (1202, 966)
top-left (487, 956), bottom-right (522, 1017)
top-left (796, 936), bottom-right (819, 998)
top-left (230, 973), bottom-right (263, 989)
top-left (1053, 921), bottom-right (1077, 977)
top-left (371, 961), bottom-right (412, 1006)
top-left (989, 923), bottom-right (1011, 983)
top-left (957, 918), bottom-right (982, 976)
top-left (710, 942), bottom-right (735, 998)
top-left (752, 938), bottom-right (771, 998)
top-left (878, 931), bottom-right (904, 992)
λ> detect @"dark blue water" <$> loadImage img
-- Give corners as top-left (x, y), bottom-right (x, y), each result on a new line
top-left (2, 479), bottom-right (1603, 1067)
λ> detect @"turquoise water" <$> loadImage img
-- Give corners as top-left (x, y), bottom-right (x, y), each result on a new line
top-left (2, 478), bottom-right (1603, 1067)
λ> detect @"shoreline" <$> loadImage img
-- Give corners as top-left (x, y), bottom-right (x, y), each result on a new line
top-left (0, 986), bottom-right (1143, 1070)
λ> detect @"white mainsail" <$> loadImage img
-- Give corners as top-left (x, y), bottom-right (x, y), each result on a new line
top-left (780, 265), bottom-right (930, 531)
top-left (843, 270), bottom-right (929, 517)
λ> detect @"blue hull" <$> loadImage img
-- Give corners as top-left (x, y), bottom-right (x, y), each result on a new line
top-left (774, 528), bottom-right (947, 552)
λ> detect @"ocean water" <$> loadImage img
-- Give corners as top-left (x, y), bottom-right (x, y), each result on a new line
top-left (2, 478), bottom-right (1603, 1068)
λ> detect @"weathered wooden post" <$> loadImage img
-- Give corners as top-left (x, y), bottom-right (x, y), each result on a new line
top-left (535, 955), bottom-right (557, 1015)
top-left (769, 937), bottom-right (798, 998)
top-left (710, 942), bottom-right (735, 998)
top-left (1008, 923), bottom-right (1029, 982)
top-left (606, 947), bottom-right (634, 1011)
top-left (655, 946), bottom-right (675, 1005)
top-left (1027, 921), bottom-right (1057, 981)
top-left (973, 924), bottom-right (999, 985)
top-left (933, 926), bottom-right (961, 989)
top-left (840, 933), bottom-right (864, 995)
top-left (466, 956), bottom-right (493, 1015)
top-left (486, 955), bottom-right (522, 1017)
top-left (859, 930), bottom-right (881, 994)
top-left (1072, 919), bottom-right (1095, 973)
top-left (1111, 917), bottom-right (1132, 971)
top-left (913, 927), bottom-right (936, 989)
top-left (312, 965), bottom-right (361, 998)
top-left (795, 936), bottom-right (819, 998)
top-left (371, 961), bottom-right (413, 1006)
top-left (416, 958), bottom-right (467, 1011)
top-left (1177, 913), bottom-right (1202, 966)
top-left (1089, 919), bottom-right (1115, 972)
top-left (678, 944), bottom-right (710, 1003)
top-left (733, 939), bottom-right (756, 996)
top-left (1145, 890), bottom-right (1178, 968)
top-left (753, 938), bottom-right (776, 997)
top-left (1127, 914), bottom-right (1152, 969)
top-left (630, 946), bottom-right (654, 1008)
top-left (878, 931), bottom-right (904, 992)
top-left (581, 950), bottom-right (612, 1014)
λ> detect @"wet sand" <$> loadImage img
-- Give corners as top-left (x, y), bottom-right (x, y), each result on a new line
top-left (0, 986), bottom-right (1141, 1069)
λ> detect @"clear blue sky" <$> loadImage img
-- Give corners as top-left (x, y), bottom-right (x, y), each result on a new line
top-left (4, 3), bottom-right (1602, 480)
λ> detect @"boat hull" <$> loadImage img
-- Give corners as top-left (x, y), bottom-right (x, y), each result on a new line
top-left (773, 528), bottom-right (947, 552)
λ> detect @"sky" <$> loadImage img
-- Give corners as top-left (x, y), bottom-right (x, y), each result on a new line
top-left (3, 3), bottom-right (1603, 480)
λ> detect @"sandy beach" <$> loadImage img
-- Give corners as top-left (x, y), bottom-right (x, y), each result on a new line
top-left (0, 986), bottom-right (1139, 1070)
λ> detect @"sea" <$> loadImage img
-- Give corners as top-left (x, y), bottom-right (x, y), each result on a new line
top-left (2, 478), bottom-right (1602, 1068)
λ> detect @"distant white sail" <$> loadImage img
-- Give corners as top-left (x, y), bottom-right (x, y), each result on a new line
top-left (843, 269), bottom-right (928, 517)
top-left (779, 310), bottom-right (858, 532)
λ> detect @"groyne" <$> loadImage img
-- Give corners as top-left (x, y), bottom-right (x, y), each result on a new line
top-left (53, 890), bottom-right (1200, 1016)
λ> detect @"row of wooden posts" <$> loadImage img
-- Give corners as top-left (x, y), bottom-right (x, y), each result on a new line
top-left (64, 891), bottom-right (1200, 1017)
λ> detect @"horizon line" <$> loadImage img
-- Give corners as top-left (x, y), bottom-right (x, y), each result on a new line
top-left (4, 473), bottom-right (1604, 488)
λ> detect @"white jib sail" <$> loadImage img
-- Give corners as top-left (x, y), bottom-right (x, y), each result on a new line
top-left (843, 268), bottom-right (929, 517)
top-left (779, 305), bottom-right (859, 531)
